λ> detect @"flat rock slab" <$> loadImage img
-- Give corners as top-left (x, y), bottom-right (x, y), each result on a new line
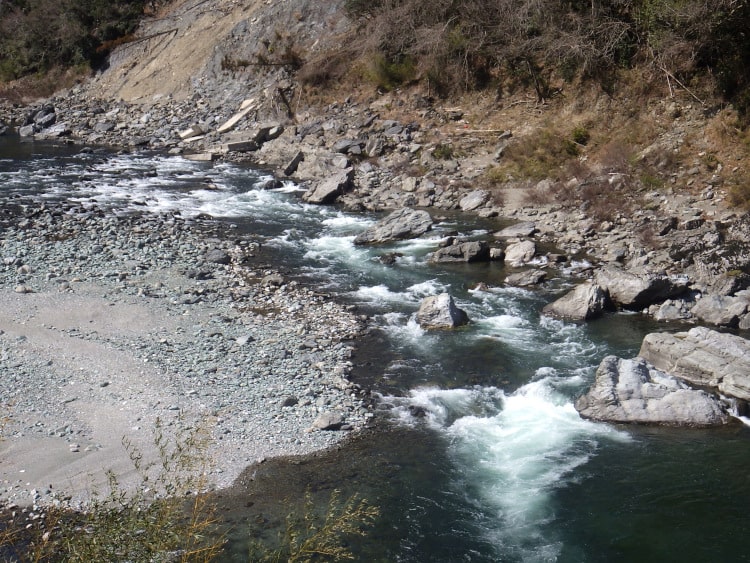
top-left (353, 207), bottom-right (433, 245)
top-left (639, 326), bottom-right (750, 401)
top-left (575, 356), bottom-right (730, 426)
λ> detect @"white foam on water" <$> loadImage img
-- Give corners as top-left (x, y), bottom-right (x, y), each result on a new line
top-left (374, 313), bottom-right (433, 348)
top-left (303, 235), bottom-right (366, 266)
top-left (321, 213), bottom-right (374, 231)
top-left (349, 285), bottom-right (404, 304)
top-left (405, 279), bottom-right (448, 299)
top-left (349, 279), bottom-right (447, 307)
top-left (387, 379), bottom-right (629, 561)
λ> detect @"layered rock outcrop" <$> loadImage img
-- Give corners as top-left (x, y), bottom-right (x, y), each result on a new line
top-left (575, 356), bottom-right (729, 427)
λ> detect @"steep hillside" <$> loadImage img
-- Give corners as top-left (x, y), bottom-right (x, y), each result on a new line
top-left (91, 0), bottom-right (349, 103)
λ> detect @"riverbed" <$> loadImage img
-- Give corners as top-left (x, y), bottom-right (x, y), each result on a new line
top-left (2, 138), bottom-right (750, 562)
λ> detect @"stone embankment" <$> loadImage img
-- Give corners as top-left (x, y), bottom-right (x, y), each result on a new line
top-left (0, 203), bottom-right (372, 507)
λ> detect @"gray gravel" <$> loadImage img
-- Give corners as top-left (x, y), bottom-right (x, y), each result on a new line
top-left (0, 202), bottom-right (372, 508)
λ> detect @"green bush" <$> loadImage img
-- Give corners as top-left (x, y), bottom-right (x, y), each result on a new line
top-left (0, 0), bottom-right (163, 81)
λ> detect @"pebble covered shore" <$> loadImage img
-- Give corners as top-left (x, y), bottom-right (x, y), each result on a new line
top-left (0, 201), bottom-right (373, 507)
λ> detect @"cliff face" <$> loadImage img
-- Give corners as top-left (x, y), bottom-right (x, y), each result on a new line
top-left (93, 0), bottom-right (349, 103)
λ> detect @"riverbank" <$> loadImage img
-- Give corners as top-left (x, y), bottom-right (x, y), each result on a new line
top-left (0, 200), bottom-right (372, 508)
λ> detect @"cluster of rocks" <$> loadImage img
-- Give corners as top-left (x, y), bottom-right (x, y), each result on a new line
top-left (576, 327), bottom-right (750, 427)
top-left (0, 202), bottom-right (374, 506)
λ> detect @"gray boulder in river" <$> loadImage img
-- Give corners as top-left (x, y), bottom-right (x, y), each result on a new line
top-left (416, 293), bottom-right (469, 329)
top-left (428, 240), bottom-right (490, 263)
top-left (575, 356), bottom-right (730, 427)
top-left (353, 207), bottom-right (433, 245)
top-left (639, 326), bottom-right (750, 402)
top-left (542, 281), bottom-right (610, 321)
top-left (595, 265), bottom-right (688, 309)
top-left (302, 168), bottom-right (354, 204)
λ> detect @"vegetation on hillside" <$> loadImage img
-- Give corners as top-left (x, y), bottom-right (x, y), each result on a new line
top-left (331, 0), bottom-right (750, 122)
top-left (0, 0), bottom-right (167, 82)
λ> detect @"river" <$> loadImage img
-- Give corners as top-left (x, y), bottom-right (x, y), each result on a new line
top-left (2, 137), bottom-right (750, 562)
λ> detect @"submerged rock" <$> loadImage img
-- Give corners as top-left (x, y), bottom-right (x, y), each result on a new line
top-left (416, 293), bottom-right (469, 329)
top-left (575, 356), bottom-right (730, 427)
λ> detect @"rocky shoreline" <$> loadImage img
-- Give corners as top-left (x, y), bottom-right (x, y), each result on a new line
top-left (1, 0), bottom-right (750, 506)
top-left (4, 81), bottom-right (750, 430)
top-left (0, 201), bottom-right (373, 508)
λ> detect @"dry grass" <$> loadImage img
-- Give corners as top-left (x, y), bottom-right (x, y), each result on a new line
top-left (0, 66), bottom-right (90, 103)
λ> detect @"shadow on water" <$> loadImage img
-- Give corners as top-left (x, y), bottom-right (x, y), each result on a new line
top-left (216, 425), bottom-right (498, 562)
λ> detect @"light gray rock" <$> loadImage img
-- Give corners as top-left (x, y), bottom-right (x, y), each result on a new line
top-left (205, 249), bottom-right (231, 265)
top-left (542, 282), bottom-right (609, 321)
top-left (458, 189), bottom-right (491, 211)
top-left (505, 269), bottom-right (546, 287)
top-left (639, 326), bottom-right (750, 401)
top-left (494, 222), bottom-right (538, 238)
top-left (353, 208), bottom-right (433, 245)
top-left (575, 356), bottom-right (729, 426)
top-left (648, 298), bottom-right (694, 321)
top-left (302, 168), bottom-right (354, 205)
top-left (416, 293), bottom-right (469, 329)
top-left (428, 241), bottom-right (490, 263)
top-left (690, 294), bottom-right (748, 327)
top-left (595, 265), bottom-right (688, 309)
top-left (311, 412), bottom-right (345, 431)
top-left (489, 247), bottom-right (505, 261)
top-left (504, 240), bottom-right (536, 267)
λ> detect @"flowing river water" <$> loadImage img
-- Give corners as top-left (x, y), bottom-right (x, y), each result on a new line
top-left (2, 138), bottom-right (750, 562)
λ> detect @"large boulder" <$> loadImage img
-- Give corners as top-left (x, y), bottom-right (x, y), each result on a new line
top-left (505, 269), bottom-right (547, 287)
top-left (458, 189), bottom-right (491, 211)
top-left (542, 282), bottom-right (610, 321)
top-left (595, 265), bottom-right (688, 309)
top-left (302, 168), bottom-right (354, 204)
top-left (354, 208), bottom-right (433, 245)
top-left (416, 293), bottom-right (469, 329)
top-left (504, 240), bottom-right (536, 267)
top-left (494, 221), bottom-right (538, 238)
top-left (575, 356), bottom-right (730, 426)
top-left (428, 241), bottom-right (490, 263)
top-left (690, 294), bottom-right (749, 327)
top-left (639, 326), bottom-right (750, 401)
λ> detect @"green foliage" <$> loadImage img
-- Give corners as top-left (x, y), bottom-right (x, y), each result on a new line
top-left (337, 0), bottom-right (750, 113)
top-left (432, 143), bottom-right (455, 160)
top-left (501, 128), bottom-right (582, 180)
top-left (249, 490), bottom-right (379, 562)
top-left (364, 54), bottom-right (417, 91)
top-left (0, 0), bottom-right (161, 82)
top-left (572, 126), bottom-right (591, 146)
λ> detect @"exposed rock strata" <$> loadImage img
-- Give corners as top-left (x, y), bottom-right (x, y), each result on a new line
top-left (639, 327), bottom-right (750, 402)
top-left (575, 356), bottom-right (730, 427)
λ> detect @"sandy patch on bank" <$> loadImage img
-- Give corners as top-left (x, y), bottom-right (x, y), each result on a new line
top-left (0, 285), bottom-right (196, 505)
